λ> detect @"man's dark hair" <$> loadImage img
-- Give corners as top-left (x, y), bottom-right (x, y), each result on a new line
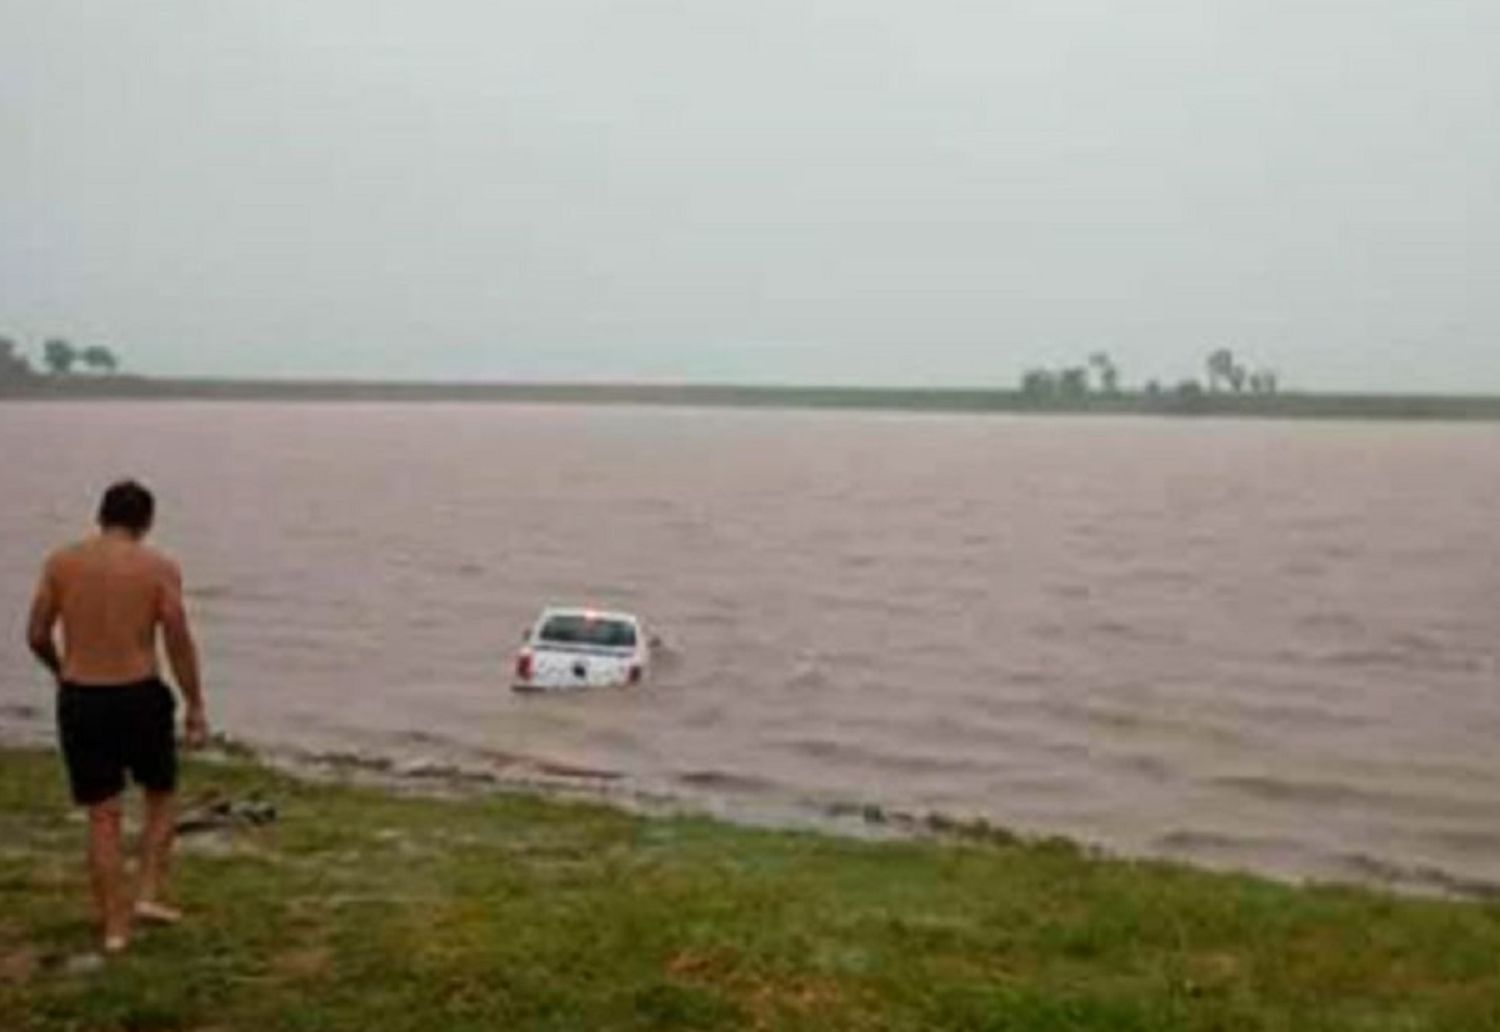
top-left (98, 479), bottom-right (155, 535)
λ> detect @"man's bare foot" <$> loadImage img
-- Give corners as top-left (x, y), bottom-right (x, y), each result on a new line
top-left (102, 934), bottom-right (129, 955)
top-left (133, 900), bottom-right (182, 925)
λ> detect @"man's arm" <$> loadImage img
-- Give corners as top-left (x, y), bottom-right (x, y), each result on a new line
top-left (26, 560), bottom-right (62, 681)
top-left (159, 560), bottom-right (208, 747)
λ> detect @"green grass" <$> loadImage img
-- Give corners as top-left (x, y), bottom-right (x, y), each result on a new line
top-left (3, 748), bottom-right (1499, 1030)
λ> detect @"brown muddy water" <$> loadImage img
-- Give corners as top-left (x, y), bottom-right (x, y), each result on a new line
top-left (3, 402), bottom-right (1498, 895)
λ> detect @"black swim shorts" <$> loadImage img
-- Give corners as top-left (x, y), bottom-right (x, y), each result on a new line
top-left (57, 678), bottom-right (178, 805)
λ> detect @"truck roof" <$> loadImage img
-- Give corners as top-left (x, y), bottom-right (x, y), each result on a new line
top-left (538, 606), bottom-right (639, 627)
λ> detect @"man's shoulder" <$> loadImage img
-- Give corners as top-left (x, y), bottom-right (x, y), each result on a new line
top-left (136, 543), bottom-right (181, 577)
top-left (45, 540), bottom-right (89, 570)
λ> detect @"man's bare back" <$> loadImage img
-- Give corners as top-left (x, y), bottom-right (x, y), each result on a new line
top-left (41, 535), bottom-right (183, 686)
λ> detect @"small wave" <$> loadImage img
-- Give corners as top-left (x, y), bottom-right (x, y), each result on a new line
top-left (1213, 695), bottom-right (1369, 731)
top-left (476, 748), bottom-right (524, 767)
top-left (291, 745), bottom-right (621, 786)
top-left (530, 758), bottom-right (624, 781)
top-left (1388, 630), bottom-right (1447, 653)
top-left (1213, 773), bottom-right (1383, 807)
top-left (785, 664), bottom-right (832, 691)
top-left (1315, 647), bottom-right (1485, 674)
top-left (1425, 828), bottom-right (1500, 858)
top-left (1279, 560), bottom-right (1327, 579)
top-left (651, 642), bottom-right (686, 669)
top-left (678, 608), bottom-right (735, 628)
top-left (1108, 752), bottom-right (1175, 781)
top-left (1154, 829), bottom-right (1300, 856)
top-left (1296, 610), bottom-right (1363, 633)
top-left (1029, 696), bottom-right (1244, 744)
top-left (395, 758), bottom-right (502, 784)
top-left (781, 736), bottom-right (994, 776)
top-left (821, 800), bottom-right (1026, 845)
top-left (1002, 668), bottom-right (1059, 688)
top-left (0, 702), bottom-right (43, 722)
top-left (681, 705), bottom-right (726, 729)
top-left (1209, 773), bottom-right (1491, 818)
top-left (294, 749), bottom-right (396, 773)
top-left (677, 769), bottom-right (780, 793)
top-left (1120, 566), bottom-right (1197, 586)
top-left (1333, 852), bottom-right (1500, 900)
top-left (390, 729), bottom-right (461, 750)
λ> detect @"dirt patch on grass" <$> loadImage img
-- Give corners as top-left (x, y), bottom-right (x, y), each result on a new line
top-left (273, 945), bottom-right (333, 980)
top-left (665, 947), bottom-right (855, 1029)
top-left (737, 973), bottom-right (857, 1030)
top-left (666, 946), bottom-right (741, 980)
top-left (0, 946), bottom-right (38, 986)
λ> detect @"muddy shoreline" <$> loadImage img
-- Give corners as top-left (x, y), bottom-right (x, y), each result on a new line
top-left (10, 713), bottom-right (1496, 902)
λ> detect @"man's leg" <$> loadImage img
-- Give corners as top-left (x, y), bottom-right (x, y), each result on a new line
top-left (135, 789), bottom-right (181, 923)
top-left (130, 679), bottom-right (183, 924)
top-left (86, 796), bottom-right (130, 951)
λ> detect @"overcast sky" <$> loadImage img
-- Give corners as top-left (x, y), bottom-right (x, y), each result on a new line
top-left (2, 1), bottom-right (1496, 391)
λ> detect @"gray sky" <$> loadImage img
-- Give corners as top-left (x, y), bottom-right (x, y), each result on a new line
top-left (3, 1), bottom-right (1496, 391)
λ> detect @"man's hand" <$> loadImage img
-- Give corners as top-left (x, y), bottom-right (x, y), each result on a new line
top-left (26, 560), bottom-right (63, 682)
top-left (184, 705), bottom-right (209, 750)
top-left (161, 560), bottom-right (208, 748)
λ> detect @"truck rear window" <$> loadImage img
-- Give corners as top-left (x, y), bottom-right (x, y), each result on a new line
top-left (538, 615), bottom-right (637, 649)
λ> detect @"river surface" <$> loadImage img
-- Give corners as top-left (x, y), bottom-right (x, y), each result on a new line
top-left (3, 402), bottom-right (1498, 894)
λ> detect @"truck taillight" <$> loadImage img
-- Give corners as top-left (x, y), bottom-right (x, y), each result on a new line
top-left (516, 652), bottom-right (533, 680)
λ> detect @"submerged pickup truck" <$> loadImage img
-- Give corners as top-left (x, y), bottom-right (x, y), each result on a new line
top-left (512, 607), bottom-right (650, 692)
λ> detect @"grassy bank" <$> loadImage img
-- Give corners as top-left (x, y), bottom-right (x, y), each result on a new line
top-left (2, 747), bottom-right (1499, 1030)
top-left (6, 375), bottom-right (1500, 422)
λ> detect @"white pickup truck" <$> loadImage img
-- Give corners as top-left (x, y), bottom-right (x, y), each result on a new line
top-left (512, 607), bottom-right (649, 692)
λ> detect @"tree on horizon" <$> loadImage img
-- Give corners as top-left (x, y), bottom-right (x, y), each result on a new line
top-left (1087, 351), bottom-right (1120, 395)
top-left (0, 337), bottom-right (37, 382)
top-left (1206, 348), bottom-right (1235, 392)
top-left (43, 339), bottom-right (78, 376)
top-left (1019, 368), bottom-right (1058, 398)
top-left (1058, 366), bottom-right (1089, 399)
top-left (80, 345), bottom-right (120, 375)
top-left (1249, 369), bottom-right (1280, 395)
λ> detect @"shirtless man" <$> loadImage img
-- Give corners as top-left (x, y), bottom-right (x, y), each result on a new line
top-left (26, 480), bottom-right (208, 954)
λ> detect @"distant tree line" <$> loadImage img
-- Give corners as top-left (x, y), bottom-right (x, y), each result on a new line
top-left (1203, 347), bottom-right (1278, 395)
top-left (0, 336), bottom-right (122, 382)
top-left (1019, 352), bottom-right (1121, 400)
top-left (1020, 347), bottom-right (1279, 402)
